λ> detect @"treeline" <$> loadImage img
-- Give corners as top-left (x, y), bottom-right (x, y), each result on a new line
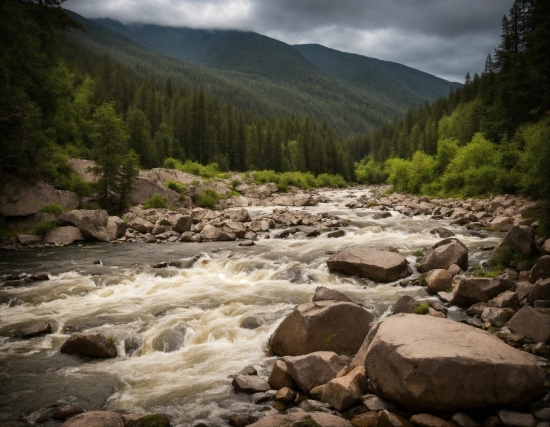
top-left (0, 0), bottom-right (354, 198)
top-left (353, 0), bottom-right (549, 228)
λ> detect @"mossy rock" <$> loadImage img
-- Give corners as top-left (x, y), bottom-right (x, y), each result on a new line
top-left (137, 414), bottom-right (170, 427)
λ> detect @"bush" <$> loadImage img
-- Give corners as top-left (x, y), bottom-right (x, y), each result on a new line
top-left (39, 203), bottom-right (64, 215)
top-left (67, 174), bottom-right (92, 197)
top-left (163, 158), bottom-right (229, 179)
top-left (165, 180), bottom-right (185, 193)
top-left (143, 194), bottom-right (168, 209)
top-left (230, 179), bottom-right (241, 190)
top-left (489, 246), bottom-right (533, 270)
top-left (252, 170), bottom-right (346, 190)
top-left (193, 189), bottom-right (222, 209)
top-left (414, 303), bottom-right (429, 315)
top-left (356, 157), bottom-right (388, 184)
top-left (33, 219), bottom-right (58, 237)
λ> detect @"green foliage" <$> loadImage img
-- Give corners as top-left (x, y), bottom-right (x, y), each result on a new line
top-left (489, 246), bottom-right (531, 270)
top-left (414, 303), bottom-right (430, 315)
top-left (163, 158), bottom-right (229, 179)
top-left (39, 203), bottom-right (64, 215)
top-left (193, 189), bottom-right (222, 209)
top-left (66, 174), bottom-right (92, 197)
top-left (412, 250), bottom-right (424, 258)
top-left (386, 151), bottom-right (435, 194)
top-left (107, 336), bottom-right (115, 346)
top-left (165, 180), bottom-right (185, 193)
top-left (253, 170), bottom-right (345, 190)
top-left (143, 194), bottom-right (168, 209)
top-left (230, 179), bottom-right (241, 190)
top-left (33, 220), bottom-right (58, 237)
top-left (356, 157), bottom-right (388, 184)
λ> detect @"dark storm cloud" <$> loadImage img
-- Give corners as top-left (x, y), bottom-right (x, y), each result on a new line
top-left (64, 0), bottom-right (515, 82)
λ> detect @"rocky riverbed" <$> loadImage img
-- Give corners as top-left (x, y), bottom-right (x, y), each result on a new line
top-left (1, 186), bottom-right (550, 427)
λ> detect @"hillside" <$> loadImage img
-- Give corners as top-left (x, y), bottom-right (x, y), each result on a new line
top-left (84, 17), bottom-right (460, 137)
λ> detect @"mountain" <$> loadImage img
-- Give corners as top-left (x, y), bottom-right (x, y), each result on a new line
top-left (67, 13), bottom-right (460, 137)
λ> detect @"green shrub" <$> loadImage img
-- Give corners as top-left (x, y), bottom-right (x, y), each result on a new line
top-left (67, 174), bottom-right (92, 197)
top-left (414, 303), bottom-right (430, 315)
top-left (412, 250), bottom-right (424, 258)
top-left (193, 189), bottom-right (222, 209)
top-left (39, 203), bottom-right (64, 215)
top-left (143, 194), bottom-right (168, 209)
top-left (33, 219), bottom-right (58, 237)
top-left (165, 180), bottom-right (185, 193)
top-left (252, 170), bottom-right (346, 190)
top-left (356, 157), bottom-right (388, 184)
top-left (489, 246), bottom-right (532, 270)
top-left (163, 158), bottom-right (178, 169)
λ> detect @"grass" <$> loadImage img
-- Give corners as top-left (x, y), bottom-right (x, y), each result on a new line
top-left (39, 203), bottom-right (64, 215)
top-left (33, 219), bottom-right (58, 237)
top-left (490, 246), bottom-right (536, 270)
top-left (414, 303), bottom-right (430, 315)
top-left (488, 326), bottom-right (500, 332)
top-left (193, 189), bottom-right (222, 209)
top-left (143, 194), bottom-right (168, 209)
top-left (163, 158), bottom-right (229, 179)
top-left (107, 336), bottom-right (115, 346)
top-left (252, 170), bottom-right (346, 191)
top-left (412, 250), bottom-right (424, 258)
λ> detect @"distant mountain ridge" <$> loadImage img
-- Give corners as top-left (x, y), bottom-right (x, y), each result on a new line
top-left (67, 13), bottom-right (461, 137)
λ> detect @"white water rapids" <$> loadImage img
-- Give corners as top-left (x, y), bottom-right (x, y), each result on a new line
top-left (0, 188), bottom-right (503, 426)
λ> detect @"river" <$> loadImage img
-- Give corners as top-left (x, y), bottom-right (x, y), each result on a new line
top-left (0, 188), bottom-right (503, 426)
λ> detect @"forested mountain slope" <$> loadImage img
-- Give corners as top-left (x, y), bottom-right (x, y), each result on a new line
top-left (86, 17), bottom-right (459, 137)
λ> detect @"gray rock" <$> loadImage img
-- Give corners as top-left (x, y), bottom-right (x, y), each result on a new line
top-left (418, 239), bottom-right (468, 272)
top-left (327, 248), bottom-right (410, 282)
top-left (362, 314), bottom-right (545, 411)
top-left (106, 216), bottom-right (127, 239)
top-left (232, 375), bottom-right (270, 394)
top-left (20, 321), bottom-right (52, 338)
top-left (128, 217), bottom-right (154, 234)
top-left (17, 234), bottom-right (42, 245)
top-left (480, 307), bottom-right (516, 327)
top-left (488, 291), bottom-right (519, 310)
top-left (124, 337), bottom-right (143, 356)
top-left (152, 327), bottom-right (186, 352)
top-left (410, 414), bottom-right (456, 427)
top-left (200, 224), bottom-right (235, 241)
top-left (274, 387), bottom-right (297, 403)
top-left (393, 295), bottom-right (420, 314)
top-left (269, 300), bottom-right (373, 356)
top-left (328, 229), bottom-right (345, 238)
top-left (171, 214), bottom-right (193, 233)
top-left (466, 302), bottom-right (487, 317)
top-left (60, 332), bottom-right (117, 358)
top-left (430, 228), bottom-right (456, 238)
top-left (497, 410), bottom-right (536, 427)
top-left (53, 405), bottom-right (85, 420)
top-left (533, 409), bottom-right (550, 421)
top-left (43, 226), bottom-right (84, 245)
top-left (59, 210), bottom-right (111, 242)
top-left (228, 208), bottom-right (250, 223)
top-left (378, 410), bottom-right (414, 427)
top-left (362, 394), bottom-right (397, 412)
top-left (527, 278), bottom-right (550, 305)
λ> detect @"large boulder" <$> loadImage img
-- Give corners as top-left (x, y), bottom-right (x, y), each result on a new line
top-left (312, 286), bottom-right (353, 303)
top-left (43, 226), bottom-right (84, 245)
top-left (327, 248), bottom-right (409, 282)
top-left (200, 224), bottom-right (235, 241)
top-left (362, 314), bottom-right (545, 411)
top-left (270, 301), bottom-right (373, 356)
top-left (170, 214), bottom-right (192, 233)
top-left (527, 278), bottom-right (550, 305)
top-left (248, 412), bottom-right (353, 427)
top-left (418, 239), bottom-right (468, 272)
top-left (130, 177), bottom-right (179, 205)
top-left (294, 193), bottom-right (317, 206)
top-left (62, 411), bottom-right (124, 427)
top-left (425, 269), bottom-right (453, 294)
top-left (282, 351), bottom-right (349, 393)
top-left (506, 306), bottom-right (550, 343)
top-left (454, 277), bottom-right (511, 306)
top-left (128, 217), bottom-right (154, 234)
top-left (530, 256), bottom-right (550, 283)
top-left (106, 216), bottom-right (127, 240)
top-left (492, 226), bottom-right (536, 258)
top-left (59, 210), bottom-right (111, 242)
top-left (268, 359), bottom-right (297, 390)
top-left (60, 332), bottom-right (117, 358)
top-left (0, 181), bottom-right (78, 217)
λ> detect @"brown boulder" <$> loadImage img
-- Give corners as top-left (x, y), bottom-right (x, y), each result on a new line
top-left (327, 248), bottom-right (409, 282)
top-left (62, 411), bottom-right (124, 427)
top-left (20, 321), bottom-right (52, 338)
top-left (418, 239), bottom-right (468, 272)
top-left (106, 216), bottom-right (127, 239)
top-left (232, 375), bottom-right (270, 394)
top-left (248, 412), bottom-right (352, 427)
top-left (268, 360), bottom-right (296, 390)
top-left (363, 314), bottom-right (545, 411)
top-left (506, 305), bottom-right (550, 343)
top-left (59, 210), bottom-right (111, 242)
top-left (425, 269), bottom-right (453, 294)
top-left (128, 217), bottom-right (154, 234)
top-left (410, 414), bottom-right (456, 427)
top-left (454, 277), bottom-right (510, 306)
top-left (530, 256), bottom-right (550, 283)
top-left (321, 366), bottom-right (368, 411)
top-left (17, 234), bottom-right (42, 246)
top-left (200, 224), bottom-right (235, 241)
top-left (312, 286), bottom-right (353, 303)
top-left (60, 332), bottom-right (117, 358)
top-left (527, 278), bottom-right (550, 305)
top-left (270, 301), bottom-right (373, 356)
top-left (480, 307), bottom-right (516, 327)
top-left (170, 214), bottom-right (192, 233)
top-left (282, 351), bottom-right (348, 393)
top-left (379, 411), bottom-right (414, 427)
top-left (492, 226), bottom-right (536, 257)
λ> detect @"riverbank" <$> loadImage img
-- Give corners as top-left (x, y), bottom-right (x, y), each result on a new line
top-left (1, 187), bottom-right (549, 426)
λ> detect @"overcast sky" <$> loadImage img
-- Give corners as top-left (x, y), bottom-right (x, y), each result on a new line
top-left (64, 0), bottom-right (515, 83)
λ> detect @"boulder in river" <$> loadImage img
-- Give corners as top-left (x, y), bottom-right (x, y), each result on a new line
top-left (106, 216), bottom-right (127, 240)
top-left (269, 300), bottom-right (373, 356)
top-left (418, 238), bottom-right (468, 272)
top-left (232, 375), bottom-right (270, 394)
top-left (492, 225), bottom-right (536, 258)
top-left (152, 327), bottom-right (186, 353)
top-left (282, 351), bottom-right (349, 394)
top-left (425, 269), bottom-right (452, 294)
top-left (20, 321), bottom-right (52, 338)
top-left (327, 248), bottom-right (410, 282)
top-left (360, 313), bottom-right (545, 411)
top-left (454, 277), bottom-right (510, 306)
top-left (59, 210), bottom-right (111, 242)
top-left (43, 226), bottom-right (84, 245)
top-left (62, 410), bottom-right (124, 427)
top-left (60, 332), bottom-right (117, 358)
top-left (312, 286), bottom-right (353, 303)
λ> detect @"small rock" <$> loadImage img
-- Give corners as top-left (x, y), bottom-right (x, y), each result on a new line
top-left (238, 240), bottom-right (255, 247)
top-left (497, 410), bottom-right (536, 427)
top-left (53, 405), bottom-right (84, 420)
top-left (60, 332), bottom-right (117, 358)
top-left (240, 317), bottom-right (261, 329)
top-left (30, 272), bottom-right (49, 281)
top-left (451, 413), bottom-right (481, 427)
top-left (229, 414), bottom-right (258, 427)
top-left (352, 411), bottom-right (380, 427)
top-left (312, 286), bottom-right (353, 303)
top-left (393, 295), bottom-right (419, 314)
top-left (362, 394), bottom-right (397, 412)
top-left (274, 387), bottom-right (297, 403)
top-left (268, 359), bottom-right (296, 390)
top-left (378, 410), bottom-right (414, 427)
top-left (480, 307), bottom-right (516, 327)
top-left (122, 414), bottom-right (146, 427)
top-left (328, 229), bottom-right (345, 238)
top-left (533, 409), bottom-right (550, 421)
top-left (307, 229), bottom-right (320, 237)
top-left (425, 269), bottom-right (453, 294)
top-left (532, 342), bottom-right (549, 358)
top-left (152, 261), bottom-right (168, 268)
top-left (232, 375), bottom-right (271, 394)
top-left (20, 321), bottom-right (52, 338)
top-left (124, 337), bottom-right (143, 356)
top-left (240, 365), bottom-right (258, 376)
top-left (62, 411), bottom-right (124, 427)
top-left (410, 414), bottom-right (456, 427)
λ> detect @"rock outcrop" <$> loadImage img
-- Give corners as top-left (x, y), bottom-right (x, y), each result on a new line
top-left (270, 301), bottom-right (373, 356)
top-left (327, 248), bottom-right (410, 282)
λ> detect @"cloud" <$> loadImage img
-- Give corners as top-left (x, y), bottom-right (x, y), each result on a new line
top-left (64, 0), bottom-right (515, 82)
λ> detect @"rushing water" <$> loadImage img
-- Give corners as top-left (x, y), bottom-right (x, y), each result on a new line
top-left (0, 188), bottom-right (503, 426)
